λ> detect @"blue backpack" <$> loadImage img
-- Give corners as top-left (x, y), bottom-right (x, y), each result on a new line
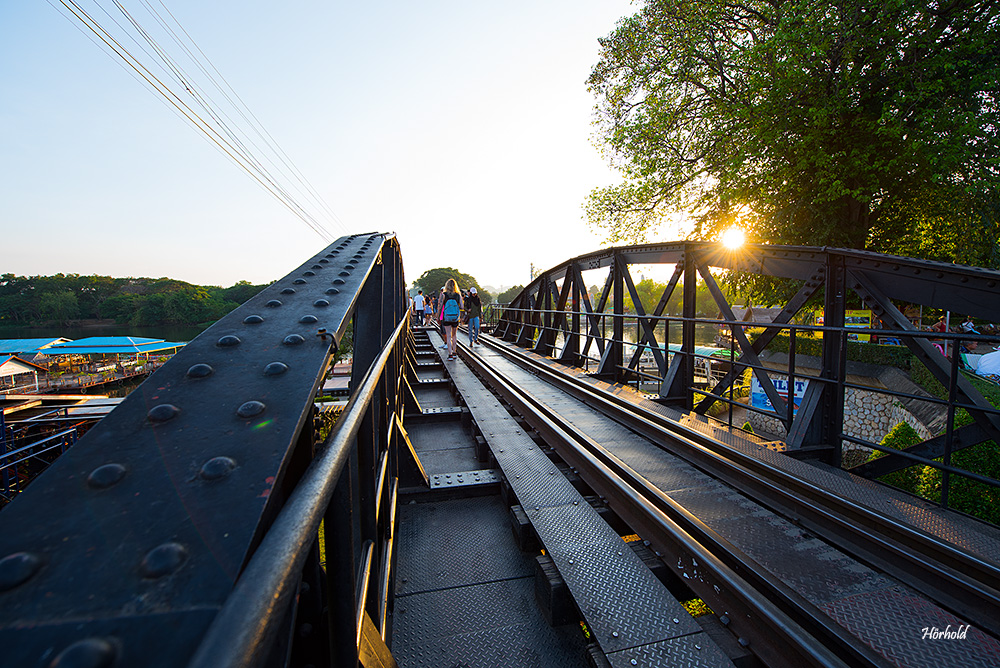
top-left (443, 294), bottom-right (460, 322)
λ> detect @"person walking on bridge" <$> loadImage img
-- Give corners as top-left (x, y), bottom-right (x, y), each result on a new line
top-left (440, 279), bottom-right (463, 360)
top-left (411, 289), bottom-right (425, 328)
top-left (465, 287), bottom-right (482, 347)
top-left (424, 291), bottom-right (435, 326)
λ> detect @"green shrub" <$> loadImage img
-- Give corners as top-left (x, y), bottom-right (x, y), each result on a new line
top-left (757, 327), bottom-right (1000, 524)
top-left (914, 407), bottom-right (1000, 525)
top-left (871, 422), bottom-right (923, 494)
top-left (761, 331), bottom-right (913, 370)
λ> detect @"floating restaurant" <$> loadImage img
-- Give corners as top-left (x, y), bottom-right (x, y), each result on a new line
top-left (0, 336), bottom-right (186, 394)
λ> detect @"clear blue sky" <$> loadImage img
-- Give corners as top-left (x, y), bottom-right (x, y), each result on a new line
top-left (1, 1), bottom-right (638, 292)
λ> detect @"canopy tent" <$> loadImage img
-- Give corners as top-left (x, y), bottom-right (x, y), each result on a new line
top-left (0, 356), bottom-right (47, 379)
top-left (0, 338), bottom-right (72, 356)
top-left (0, 355), bottom-right (48, 392)
top-left (33, 337), bottom-right (187, 356)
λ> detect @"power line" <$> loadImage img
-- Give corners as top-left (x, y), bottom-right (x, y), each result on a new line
top-left (46, 0), bottom-right (345, 241)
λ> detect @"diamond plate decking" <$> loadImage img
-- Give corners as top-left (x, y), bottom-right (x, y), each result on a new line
top-left (436, 332), bottom-right (735, 666)
top-left (477, 336), bottom-right (1000, 667)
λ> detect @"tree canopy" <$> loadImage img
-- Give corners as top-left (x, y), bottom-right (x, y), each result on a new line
top-left (413, 268), bottom-right (493, 303)
top-left (496, 285), bottom-right (524, 304)
top-left (587, 0), bottom-right (1000, 264)
top-left (0, 274), bottom-right (268, 327)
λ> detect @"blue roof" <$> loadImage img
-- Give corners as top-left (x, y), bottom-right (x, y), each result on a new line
top-left (0, 338), bottom-right (71, 355)
top-left (34, 337), bottom-right (186, 355)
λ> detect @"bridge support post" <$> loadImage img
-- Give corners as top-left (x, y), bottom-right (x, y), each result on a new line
top-left (326, 464), bottom-right (359, 668)
top-left (596, 253), bottom-right (624, 381)
top-left (559, 264), bottom-right (582, 366)
top-left (659, 250), bottom-right (696, 408)
top-left (532, 276), bottom-right (555, 356)
top-left (818, 257), bottom-right (846, 463)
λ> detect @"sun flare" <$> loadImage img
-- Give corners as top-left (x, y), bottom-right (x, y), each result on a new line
top-left (721, 227), bottom-right (745, 249)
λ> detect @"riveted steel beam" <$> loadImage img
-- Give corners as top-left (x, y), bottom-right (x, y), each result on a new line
top-left (0, 233), bottom-right (407, 668)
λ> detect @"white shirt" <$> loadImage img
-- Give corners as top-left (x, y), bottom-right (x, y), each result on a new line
top-left (413, 294), bottom-right (425, 310)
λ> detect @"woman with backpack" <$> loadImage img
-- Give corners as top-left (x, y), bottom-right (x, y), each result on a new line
top-left (440, 278), bottom-right (464, 360)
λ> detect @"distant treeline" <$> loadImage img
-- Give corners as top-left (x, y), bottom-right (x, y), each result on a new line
top-left (0, 274), bottom-right (268, 327)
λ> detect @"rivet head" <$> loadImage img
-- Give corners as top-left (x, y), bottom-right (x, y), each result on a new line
top-left (299, 315), bottom-right (319, 324)
top-left (237, 401), bottom-right (265, 418)
top-left (284, 334), bottom-right (306, 345)
top-left (147, 404), bottom-right (179, 423)
top-left (186, 363), bottom-right (213, 378)
top-left (338, 271), bottom-right (350, 277)
top-left (0, 552), bottom-right (43, 591)
top-left (264, 362), bottom-right (289, 376)
top-left (311, 264), bottom-right (322, 269)
top-left (293, 278), bottom-right (307, 284)
top-left (87, 463), bottom-right (126, 489)
top-left (319, 259), bottom-right (329, 264)
top-left (49, 637), bottom-right (118, 668)
top-left (281, 288), bottom-right (296, 295)
top-left (217, 335), bottom-right (241, 347)
top-left (304, 271), bottom-right (316, 277)
top-left (326, 288), bottom-right (340, 295)
top-left (630, 660), bottom-right (637, 666)
top-left (243, 315), bottom-right (264, 324)
top-left (611, 630), bottom-right (617, 637)
top-left (140, 542), bottom-right (188, 578)
top-left (333, 279), bottom-right (346, 285)
top-left (266, 299), bottom-right (282, 308)
top-left (200, 456), bottom-right (237, 480)
top-left (348, 259), bottom-right (359, 265)
top-left (313, 299), bottom-right (330, 308)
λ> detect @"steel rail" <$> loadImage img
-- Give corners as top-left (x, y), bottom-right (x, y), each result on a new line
top-left (186, 315), bottom-right (407, 668)
top-left (472, 333), bottom-right (1000, 639)
top-left (458, 339), bottom-right (875, 668)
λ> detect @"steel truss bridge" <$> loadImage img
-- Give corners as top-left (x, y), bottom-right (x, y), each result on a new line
top-left (2, 232), bottom-right (1000, 668)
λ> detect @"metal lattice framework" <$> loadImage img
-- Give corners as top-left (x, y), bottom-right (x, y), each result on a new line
top-left (0, 232), bottom-right (407, 668)
top-left (494, 241), bottom-right (1000, 505)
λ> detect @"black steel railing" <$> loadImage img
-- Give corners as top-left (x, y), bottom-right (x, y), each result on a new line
top-left (492, 242), bottom-right (1000, 522)
top-left (0, 232), bottom-right (408, 668)
top-left (188, 315), bottom-right (408, 668)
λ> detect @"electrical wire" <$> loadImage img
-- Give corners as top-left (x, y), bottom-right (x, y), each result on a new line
top-left (45, 0), bottom-right (345, 242)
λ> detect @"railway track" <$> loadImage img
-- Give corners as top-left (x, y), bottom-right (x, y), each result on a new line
top-left (447, 328), bottom-right (1000, 668)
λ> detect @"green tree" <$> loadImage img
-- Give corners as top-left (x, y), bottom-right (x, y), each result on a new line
top-left (99, 294), bottom-right (140, 323)
top-left (496, 285), bottom-right (524, 304)
top-left (414, 268), bottom-right (490, 302)
top-left (38, 290), bottom-right (80, 323)
top-left (587, 0), bottom-right (1000, 255)
top-left (623, 278), bottom-right (666, 314)
top-left (221, 280), bottom-right (266, 306)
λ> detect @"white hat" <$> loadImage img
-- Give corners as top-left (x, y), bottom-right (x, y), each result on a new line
top-left (470, 287), bottom-right (477, 294)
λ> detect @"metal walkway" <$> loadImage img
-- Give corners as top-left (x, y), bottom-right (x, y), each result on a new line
top-left (460, 330), bottom-right (1000, 668)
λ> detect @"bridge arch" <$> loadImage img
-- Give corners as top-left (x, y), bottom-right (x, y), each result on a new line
top-left (494, 241), bottom-right (1000, 475)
